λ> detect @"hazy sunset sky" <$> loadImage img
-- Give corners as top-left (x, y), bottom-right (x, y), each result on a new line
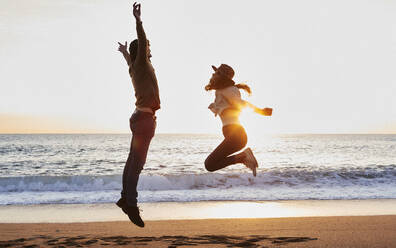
top-left (1, 0), bottom-right (395, 134)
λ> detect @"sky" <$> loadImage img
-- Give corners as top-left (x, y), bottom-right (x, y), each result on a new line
top-left (1, 0), bottom-right (395, 134)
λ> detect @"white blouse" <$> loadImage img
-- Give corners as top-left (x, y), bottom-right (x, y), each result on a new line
top-left (208, 86), bottom-right (246, 126)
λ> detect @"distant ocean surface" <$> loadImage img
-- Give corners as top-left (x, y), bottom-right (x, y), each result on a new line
top-left (0, 134), bottom-right (395, 205)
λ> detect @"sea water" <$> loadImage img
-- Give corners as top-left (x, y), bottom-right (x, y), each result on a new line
top-left (0, 134), bottom-right (395, 205)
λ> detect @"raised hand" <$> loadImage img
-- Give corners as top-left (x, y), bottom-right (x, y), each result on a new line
top-left (133, 2), bottom-right (141, 22)
top-left (118, 41), bottom-right (128, 54)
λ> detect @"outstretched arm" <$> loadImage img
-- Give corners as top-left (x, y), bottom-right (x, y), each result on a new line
top-left (244, 101), bottom-right (262, 113)
top-left (230, 99), bottom-right (260, 113)
top-left (245, 101), bottom-right (273, 116)
top-left (224, 89), bottom-right (272, 116)
top-left (117, 41), bottom-right (132, 66)
top-left (133, 2), bottom-right (148, 61)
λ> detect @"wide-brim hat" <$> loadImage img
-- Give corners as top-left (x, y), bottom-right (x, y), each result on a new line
top-left (212, 64), bottom-right (235, 79)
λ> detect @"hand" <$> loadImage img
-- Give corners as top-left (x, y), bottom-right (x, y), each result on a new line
top-left (254, 107), bottom-right (273, 116)
top-left (263, 108), bottom-right (273, 116)
top-left (208, 103), bottom-right (218, 116)
top-left (133, 2), bottom-right (141, 22)
top-left (117, 41), bottom-right (128, 54)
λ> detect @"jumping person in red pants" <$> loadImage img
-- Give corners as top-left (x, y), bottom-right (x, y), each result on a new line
top-left (116, 2), bottom-right (160, 228)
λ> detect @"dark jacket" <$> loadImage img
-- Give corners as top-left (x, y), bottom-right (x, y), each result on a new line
top-left (128, 21), bottom-right (160, 112)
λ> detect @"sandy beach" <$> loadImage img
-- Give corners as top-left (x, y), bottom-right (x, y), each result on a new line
top-left (1, 215), bottom-right (395, 247)
top-left (0, 199), bottom-right (396, 248)
top-left (1, 200), bottom-right (396, 247)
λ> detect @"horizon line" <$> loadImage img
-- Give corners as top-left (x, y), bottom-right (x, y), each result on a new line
top-left (1, 132), bottom-right (395, 135)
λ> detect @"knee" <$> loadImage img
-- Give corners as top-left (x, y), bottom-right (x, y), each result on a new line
top-left (130, 160), bottom-right (145, 174)
top-left (240, 135), bottom-right (248, 150)
top-left (136, 161), bottom-right (145, 173)
top-left (204, 158), bottom-right (216, 172)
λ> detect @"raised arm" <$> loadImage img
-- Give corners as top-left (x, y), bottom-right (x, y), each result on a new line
top-left (133, 2), bottom-right (148, 61)
top-left (117, 41), bottom-right (132, 66)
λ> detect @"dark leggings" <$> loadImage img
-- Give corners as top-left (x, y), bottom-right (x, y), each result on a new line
top-left (205, 124), bottom-right (247, 172)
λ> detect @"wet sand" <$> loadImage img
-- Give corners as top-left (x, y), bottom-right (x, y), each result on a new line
top-left (1, 199), bottom-right (396, 223)
top-left (1, 216), bottom-right (396, 247)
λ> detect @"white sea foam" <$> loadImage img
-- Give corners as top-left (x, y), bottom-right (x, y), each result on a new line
top-left (1, 165), bottom-right (395, 193)
top-left (0, 165), bottom-right (396, 205)
top-left (2, 184), bottom-right (396, 205)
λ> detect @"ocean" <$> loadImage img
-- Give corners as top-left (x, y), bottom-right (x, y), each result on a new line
top-left (0, 134), bottom-right (395, 205)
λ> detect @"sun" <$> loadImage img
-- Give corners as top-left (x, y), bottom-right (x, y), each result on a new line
top-left (240, 110), bottom-right (276, 135)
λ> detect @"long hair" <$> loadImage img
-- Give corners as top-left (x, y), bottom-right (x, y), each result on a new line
top-left (205, 75), bottom-right (252, 95)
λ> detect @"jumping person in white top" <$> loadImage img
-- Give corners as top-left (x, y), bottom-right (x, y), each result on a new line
top-left (204, 64), bottom-right (272, 176)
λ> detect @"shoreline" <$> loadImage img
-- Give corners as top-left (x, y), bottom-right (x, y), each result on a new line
top-left (1, 199), bottom-right (396, 223)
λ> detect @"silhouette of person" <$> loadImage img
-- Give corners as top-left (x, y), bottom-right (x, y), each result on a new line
top-left (204, 64), bottom-right (272, 176)
top-left (116, 2), bottom-right (160, 228)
